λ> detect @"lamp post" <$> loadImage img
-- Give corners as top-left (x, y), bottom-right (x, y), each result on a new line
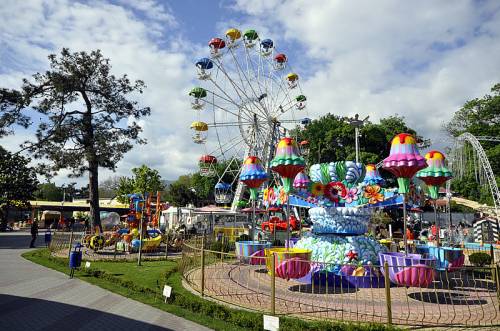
top-left (346, 114), bottom-right (369, 163)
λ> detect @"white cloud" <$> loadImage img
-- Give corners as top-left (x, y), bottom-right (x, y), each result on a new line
top-left (0, 0), bottom-right (199, 186)
top-left (1, 0), bottom-right (500, 188)
top-left (231, 0), bottom-right (500, 153)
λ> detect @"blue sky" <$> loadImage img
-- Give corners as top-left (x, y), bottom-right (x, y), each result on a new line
top-left (1, 0), bottom-right (500, 186)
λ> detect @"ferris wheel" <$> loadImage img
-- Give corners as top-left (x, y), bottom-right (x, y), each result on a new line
top-left (189, 28), bottom-right (310, 208)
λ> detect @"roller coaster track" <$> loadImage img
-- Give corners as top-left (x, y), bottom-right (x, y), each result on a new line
top-left (449, 133), bottom-right (499, 217)
top-left (475, 136), bottom-right (500, 142)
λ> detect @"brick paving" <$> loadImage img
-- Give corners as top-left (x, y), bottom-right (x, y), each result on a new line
top-left (0, 232), bottom-right (211, 331)
top-left (185, 260), bottom-right (500, 329)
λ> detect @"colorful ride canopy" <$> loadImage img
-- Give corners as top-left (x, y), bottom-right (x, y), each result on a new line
top-left (416, 150), bottom-right (453, 199)
top-left (271, 137), bottom-right (306, 194)
top-left (240, 156), bottom-right (268, 200)
top-left (383, 133), bottom-right (426, 194)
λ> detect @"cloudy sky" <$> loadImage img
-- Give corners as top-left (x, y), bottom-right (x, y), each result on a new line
top-left (1, 0), bottom-right (499, 186)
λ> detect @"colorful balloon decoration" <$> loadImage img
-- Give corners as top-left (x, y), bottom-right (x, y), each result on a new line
top-left (362, 164), bottom-right (385, 186)
top-left (239, 156), bottom-right (268, 200)
top-left (416, 151), bottom-right (453, 199)
top-left (382, 133), bottom-right (427, 194)
top-left (270, 138), bottom-right (306, 193)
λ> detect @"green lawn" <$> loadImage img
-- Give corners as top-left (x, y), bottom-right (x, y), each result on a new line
top-left (23, 249), bottom-right (397, 331)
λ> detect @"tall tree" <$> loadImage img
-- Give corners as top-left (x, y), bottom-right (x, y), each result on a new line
top-left (0, 88), bottom-right (30, 138)
top-left (99, 176), bottom-right (121, 198)
top-left (164, 175), bottom-right (198, 207)
top-left (445, 83), bottom-right (500, 204)
top-left (296, 113), bottom-right (422, 166)
top-left (21, 49), bottom-right (150, 231)
top-left (0, 146), bottom-right (39, 230)
top-left (34, 182), bottom-right (64, 201)
top-left (116, 165), bottom-right (165, 203)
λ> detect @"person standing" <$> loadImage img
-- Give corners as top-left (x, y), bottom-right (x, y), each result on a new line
top-left (30, 220), bottom-right (39, 248)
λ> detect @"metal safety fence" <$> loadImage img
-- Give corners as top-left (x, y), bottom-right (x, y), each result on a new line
top-left (49, 230), bottom-right (190, 261)
top-left (180, 237), bottom-right (500, 328)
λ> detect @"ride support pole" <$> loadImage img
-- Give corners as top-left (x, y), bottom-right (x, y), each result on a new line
top-left (286, 196), bottom-right (291, 248)
top-left (402, 193), bottom-right (408, 256)
top-left (271, 252), bottom-right (276, 315)
top-left (434, 200), bottom-right (440, 247)
top-left (113, 242), bottom-right (117, 260)
top-left (490, 244), bottom-right (495, 264)
top-left (137, 218), bottom-right (143, 266)
top-left (384, 261), bottom-right (392, 325)
top-left (67, 229), bottom-right (74, 259)
top-left (251, 199), bottom-right (256, 241)
top-left (201, 236), bottom-right (205, 297)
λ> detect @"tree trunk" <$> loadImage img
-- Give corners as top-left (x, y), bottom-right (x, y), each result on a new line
top-left (0, 206), bottom-right (7, 231)
top-left (89, 159), bottom-right (102, 233)
top-left (81, 90), bottom-right (102, 233)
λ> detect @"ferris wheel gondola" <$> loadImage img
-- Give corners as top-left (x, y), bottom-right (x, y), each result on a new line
top-left (190, 27), bottom-right (309, 209)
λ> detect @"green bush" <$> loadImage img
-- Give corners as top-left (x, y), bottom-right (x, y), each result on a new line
top-left (209, 240), bottom-right (232, 256)
top-left (469, 252), bottom-right (493, 266)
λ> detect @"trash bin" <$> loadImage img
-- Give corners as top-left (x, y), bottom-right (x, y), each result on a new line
top-left (45, 232), bottom-right (52, 245)
top-left (69, 243), bottom-right (83, 278)
top-left (69, 251), bottom-right (82, 269)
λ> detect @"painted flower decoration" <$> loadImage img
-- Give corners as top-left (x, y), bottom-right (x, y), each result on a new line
top-left (279, 187), bottom-right (288, 204)
top-left (324, 181), bottom-right (347, 203)
top-left (364, 185), bottom-right (384, 204)
top-left (345, 187), bottom-right (358, 204)
top-left (268, 187), bottom-right (276, 204)
top-left (310, 182), bottom-right (324, 196)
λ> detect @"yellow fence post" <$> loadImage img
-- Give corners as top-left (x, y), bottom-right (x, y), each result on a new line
top-left (221, 236), bottom-right (224, 263)
top-left (271, 252), bottom-right (276, 315)
top-left (201, 236), bottom-right (205, 297)
top-left (384, 261), bottom-right (392, 325)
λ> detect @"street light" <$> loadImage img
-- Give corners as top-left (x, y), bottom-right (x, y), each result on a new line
top-left (346, 114), bottom-right (370, 163)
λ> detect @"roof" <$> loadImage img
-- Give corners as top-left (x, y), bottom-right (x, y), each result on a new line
top-left (193, 205), bottom-right (236, 214)
top-left (30, 200), bottom-right (129, 209)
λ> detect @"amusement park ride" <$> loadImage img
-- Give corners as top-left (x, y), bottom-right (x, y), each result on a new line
top-left (189, 28), bottom-right (310, 216)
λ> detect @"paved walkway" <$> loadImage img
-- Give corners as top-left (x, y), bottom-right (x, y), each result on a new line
top-left (0, 232), bottom-right (211, 331)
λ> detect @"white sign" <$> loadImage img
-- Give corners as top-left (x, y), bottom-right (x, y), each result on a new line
top-left (263, 315), bottom-right (279, 331)
top-left (163, 285), bottom-right (172, 299)
top-left (85, 261), bottom-right (91, 268)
